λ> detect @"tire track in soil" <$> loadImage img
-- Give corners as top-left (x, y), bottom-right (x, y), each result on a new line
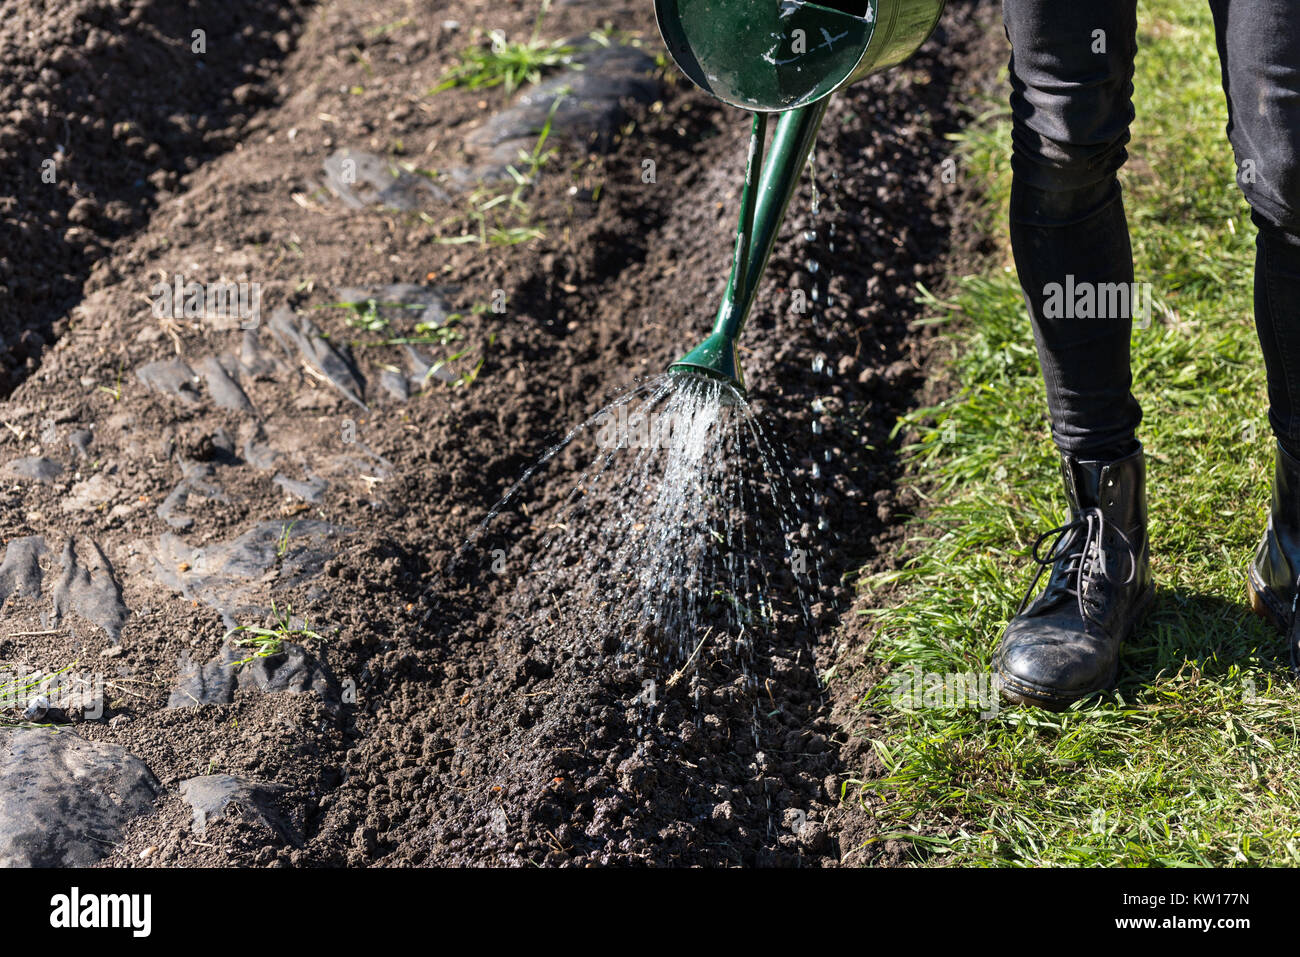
top-left (0, 0), bottom-right (1003, 866)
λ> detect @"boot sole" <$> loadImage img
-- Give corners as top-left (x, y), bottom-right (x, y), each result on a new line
top-left (994, 583), bottom-right (1155, 711)
top-left (1246, 566), bottom-right (1288, 632)
top-left (1245, 567), bottom-right (1298, 672)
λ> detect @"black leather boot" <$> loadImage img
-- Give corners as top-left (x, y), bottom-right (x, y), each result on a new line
top-left (994, 446), bottom-right (1154, 709)
top-left (1247, 441), bottom-right (1300, 669)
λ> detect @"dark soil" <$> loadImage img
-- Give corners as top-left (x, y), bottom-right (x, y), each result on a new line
top-left (0, 0), bottom-right (311, 393)
top-left (0, 0), bottom-right (1004, 866)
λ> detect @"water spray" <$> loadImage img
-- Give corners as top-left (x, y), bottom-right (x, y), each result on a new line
top-left (657, 0), bottom-right (946, 391)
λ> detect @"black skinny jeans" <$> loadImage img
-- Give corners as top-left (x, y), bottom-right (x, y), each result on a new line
top-left (1005, 0), bottom-right (1300, 462)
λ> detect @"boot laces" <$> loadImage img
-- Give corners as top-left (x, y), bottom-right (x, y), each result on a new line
top-left (1018, 507), bottom-right (1138, 623)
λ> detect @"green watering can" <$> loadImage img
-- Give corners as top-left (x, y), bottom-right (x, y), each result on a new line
top-left (657, 0), bottom-right (946, 390)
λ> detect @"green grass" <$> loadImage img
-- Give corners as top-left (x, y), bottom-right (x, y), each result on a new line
top-left (430, 0), bottom-right (576, 97)
top-left (315, 300), bottom-right (487, 388)
top-left (0, 664), bottom-right (73, 727)
top-left (429, 97), bottom-right (560, 248)
top-left (226, 603), bottom-right (326, 668)
top-left (325, 298), bottom-right (424, 333)
top-left (275, 521), bottom-right (297, 559)
top-left (849, 0), bottom-right (1300, 866)
top-left (318, 299), bottom-right (467, 347)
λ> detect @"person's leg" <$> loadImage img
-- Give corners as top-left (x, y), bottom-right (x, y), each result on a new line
top-left (1214, 0), bottom-right (1300, 661)
top-left (1006, 0), bottom-right (1143, 460)
top-left (1212, 0), bottom-right (1300, 456)
top-left (995, 0), bottom-right (1153, 709)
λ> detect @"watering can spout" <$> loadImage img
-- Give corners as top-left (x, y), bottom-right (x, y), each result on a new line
top-left (657, 0), bottom-right (944, 391)
top-left (670, 332), bottom-right (744, 391)
top-left (668, 101), bottom-right (828, 394)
